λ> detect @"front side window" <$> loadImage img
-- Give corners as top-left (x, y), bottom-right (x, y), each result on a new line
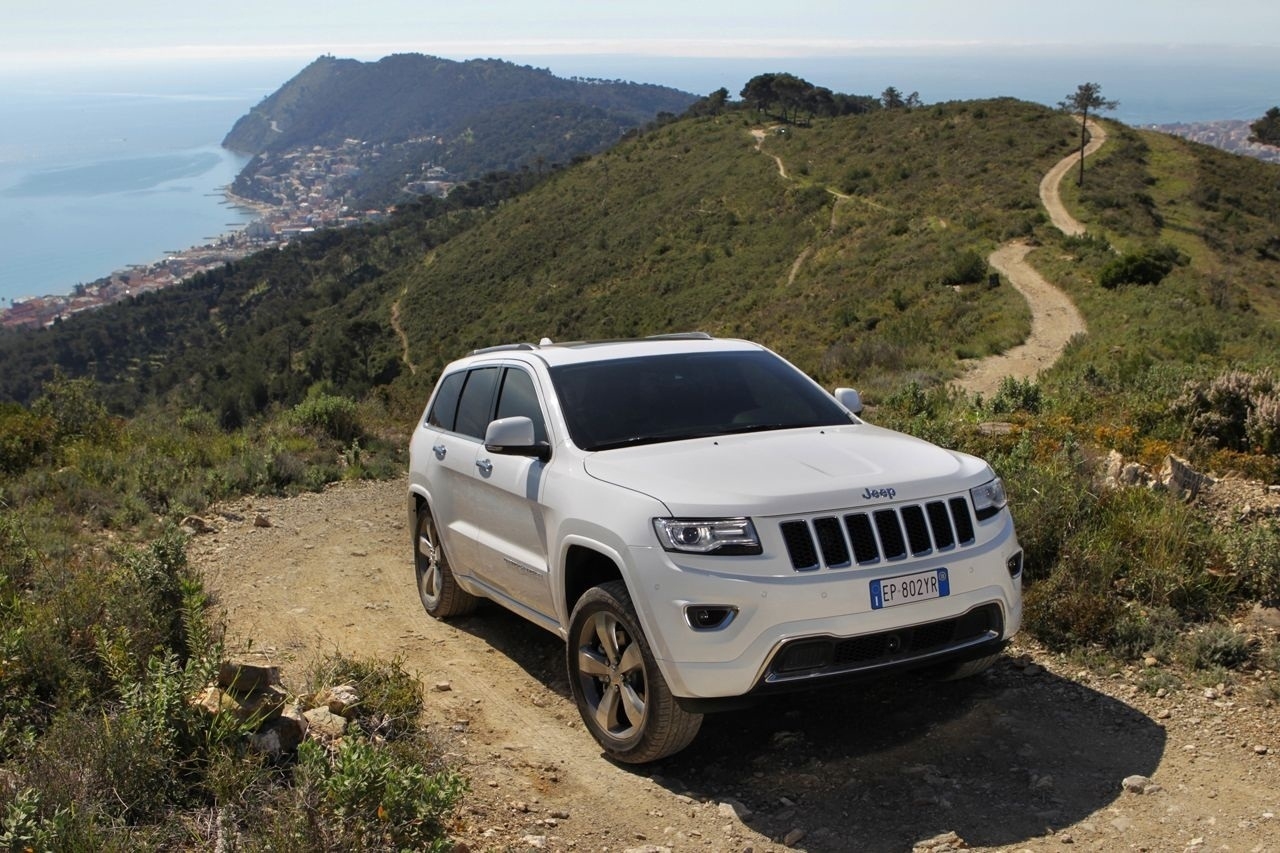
top-left (550, 350), bottom-right (851, 451)
top-left (495, 368), bottom-right (548, 444)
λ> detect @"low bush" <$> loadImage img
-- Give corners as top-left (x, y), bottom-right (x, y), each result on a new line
top-left (1174, 369), bottom-right (1276, 452)
top-left (988, 376), bottom-right (1043, 415)
top-left (1110, 605), bottom-right (1182, 661)
top-left (288, 392), bottom-right (363, 443)
top-left (1221, 520), bottom-right (1280, 603)
top-left (940, 249), bottom-right (988, 286)
top-left (288, 735), bottom-right (466, 851)
top-left (1097, 244), bottom-right (1184, 289)
top-left (1182, 624), bottom-right (1253, 671)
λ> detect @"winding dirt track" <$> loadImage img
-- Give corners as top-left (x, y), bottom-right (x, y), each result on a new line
top-left (953, 120), bottom-right (1102, 397)
top-left (753, 118), bottom-right (1097, 397)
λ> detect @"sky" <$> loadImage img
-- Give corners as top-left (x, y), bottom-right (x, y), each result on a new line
top-left (4, 0), bottom-right (1280, 73)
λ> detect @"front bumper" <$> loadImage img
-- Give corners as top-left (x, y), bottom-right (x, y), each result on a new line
top-left (626, 515), bottom-right (1022, 701)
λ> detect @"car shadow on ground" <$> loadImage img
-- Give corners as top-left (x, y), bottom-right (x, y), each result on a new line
top-left (449, 605), bottom-right (1165, 853)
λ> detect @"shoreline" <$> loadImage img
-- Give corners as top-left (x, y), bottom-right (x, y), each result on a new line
top-left (0, 186), bottom-right (282, 330)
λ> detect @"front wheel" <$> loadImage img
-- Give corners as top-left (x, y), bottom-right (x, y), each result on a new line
top-left (566, 580), bottom-right (702, 763)
top-left (414, 504), bottom-right (478, 618)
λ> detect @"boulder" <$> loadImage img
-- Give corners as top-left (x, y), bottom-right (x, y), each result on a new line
top-left (315, 684), bottom-right (360, 716)
top-left (251, 705), bottom-right (308, 755)
top-left (218, 658), bottom-right (281, 695)
top-left (304, 706), bottom-right (348, 740)
top-left (1158, 454), bottom-right (1214, 500)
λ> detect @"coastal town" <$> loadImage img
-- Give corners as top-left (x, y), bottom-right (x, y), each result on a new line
top-left (2, 118), bottom-right (1275, 330)
top-left (1151, 118), bottom-right (1280, 163)
top-left (0, 138), bottom-right (450, 330)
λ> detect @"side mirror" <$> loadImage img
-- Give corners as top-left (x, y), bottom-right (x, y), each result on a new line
top-left (834, 387), bottom-right (863, 416)
top-left (484, 416), bottom-right (551, 462)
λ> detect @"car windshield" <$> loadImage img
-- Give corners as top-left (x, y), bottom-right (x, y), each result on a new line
top-left (549, 349), bottom-right (854, 451)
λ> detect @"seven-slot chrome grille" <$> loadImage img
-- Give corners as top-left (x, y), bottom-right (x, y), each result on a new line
top-left (779, 496), bottom-right (976, 571)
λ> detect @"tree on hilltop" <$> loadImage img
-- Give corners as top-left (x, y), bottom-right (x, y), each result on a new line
top-left (739, 74), bottom-right (883, 124)
top-left (1060, 82), bottom-right (1118, 186)
top-left (1250, 106), bottom-right (1280, 147)
top-left (880, 87), bottom-right (920, 110)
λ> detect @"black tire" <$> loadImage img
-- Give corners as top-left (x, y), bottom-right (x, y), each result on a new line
top-left (566, 580), bottom-right (702, 763)
top-left (414, 503), bottom-right (478, 618)
top-left (934, 650), bottom-right (1001, 681)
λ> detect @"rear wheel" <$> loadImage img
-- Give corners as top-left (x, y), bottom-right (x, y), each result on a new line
top-left (566, 580), bottom-right (701, 763)
top-left (414, 504), bottom-right (478, 618)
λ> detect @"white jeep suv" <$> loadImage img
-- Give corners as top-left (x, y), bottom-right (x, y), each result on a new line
top-left (408, 334), bottom-right (1022, 762)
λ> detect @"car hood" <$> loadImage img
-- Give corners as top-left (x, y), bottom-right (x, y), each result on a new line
top-left (581, 424), bottom-right (992, 516)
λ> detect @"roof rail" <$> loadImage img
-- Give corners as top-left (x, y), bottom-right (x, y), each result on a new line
top-left (645, 331), bottom-right (713, 341)
top-left (470, 343), bottom-right (538, 355)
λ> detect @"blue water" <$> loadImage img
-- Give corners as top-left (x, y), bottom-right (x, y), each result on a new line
top-left (2, 48), bottom-right (1277, 306)
top-left (0, 61), bottom-right (295, 305)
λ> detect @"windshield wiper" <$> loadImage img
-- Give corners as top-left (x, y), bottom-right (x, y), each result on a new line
top-left (589, 430), bottom-right (725, 451)
top-left (587, 435), bottom-right (667, 451)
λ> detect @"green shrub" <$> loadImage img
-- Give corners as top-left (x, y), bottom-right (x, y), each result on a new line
top-left (30, 375), bottom-right (120, 450)
top-left (1024, 568), bottom-right (1123, 650)
top-left (293, 735), bottom-right (465, 851)
top-left (1182, 624), bottom-right (1252, 670)
top-left (1138, 668), bottom-right (1181, 696)
top-left (1097, 245), bottom-right (1184, 289)
top-left (940, 249), bottom-right (988, 286)
top-left (1222, 520), bottom-right (1280, 603)
top-left (288, 393), bottom-right (362, 443)
top-left (986, 433), bottom-right (1092, 584)
top-left (1110, 606), bottom-right (1182, 661)
top-left (1174, 369), bottom-right (1276, 452)
top-left (0, 405), bottom-right (51, 475)
top-left (988, 376), bottom-right (1042, 415)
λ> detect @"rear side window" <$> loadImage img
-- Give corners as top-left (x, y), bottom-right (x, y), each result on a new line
top-left (426, 371), bottom-right (466, 430)
top-left (495, 368), bottom-right (548, 444)
top-left (453, 367), bottom-right (501, 439)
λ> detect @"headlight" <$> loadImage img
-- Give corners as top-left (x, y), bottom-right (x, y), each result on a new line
top-left (971, 477), bottom-right (1008, 521)
top-left (653, 518), bottom-right (762, 555)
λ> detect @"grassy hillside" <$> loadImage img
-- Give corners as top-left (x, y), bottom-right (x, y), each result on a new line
top-left (398, 99), bottom-right (1072, 395)
top-left (1032, 122), bottom-right (1280, 468)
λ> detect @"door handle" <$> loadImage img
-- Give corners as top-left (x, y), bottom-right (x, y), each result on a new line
top-left (432, 443), bottom-right (446, 459)
top-left (476, 458), bottom-right (493, 476)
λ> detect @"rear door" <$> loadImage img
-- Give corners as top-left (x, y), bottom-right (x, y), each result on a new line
top-left (469, 365), bottom-right (556, 624)
top-left (419, 365), bottom-right (500, 576)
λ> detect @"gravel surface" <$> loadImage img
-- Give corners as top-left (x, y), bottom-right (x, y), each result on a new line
top-left (189, 476), bottom-right (1280, 853)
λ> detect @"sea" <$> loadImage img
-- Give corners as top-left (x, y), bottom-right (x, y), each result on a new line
top-left (2, 47), bottom-right (1277, 307)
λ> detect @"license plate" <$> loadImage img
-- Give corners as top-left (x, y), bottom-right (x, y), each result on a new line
top-left (870, 568), bottom-right (949, 610)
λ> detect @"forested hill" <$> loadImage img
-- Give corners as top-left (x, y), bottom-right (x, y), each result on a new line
top-left (223, 54), bottom-right (697, 202)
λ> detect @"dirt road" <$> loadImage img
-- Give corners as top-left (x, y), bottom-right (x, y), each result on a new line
top-left (956, 242), bottom-right (1088, 399)
top-left (191, 478), bottom-right (1280, 853)
top-left (953, 120), bottom-right (1102, 397)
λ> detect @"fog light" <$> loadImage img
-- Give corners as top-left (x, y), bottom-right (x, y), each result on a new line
top-left (685, 605), bottom-right (738, 631)
top-left (1007, 551), bottom-right (1024, 578)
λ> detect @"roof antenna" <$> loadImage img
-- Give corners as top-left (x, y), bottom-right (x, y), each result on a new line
top-left (539, 337), bottom-right (554, 346)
